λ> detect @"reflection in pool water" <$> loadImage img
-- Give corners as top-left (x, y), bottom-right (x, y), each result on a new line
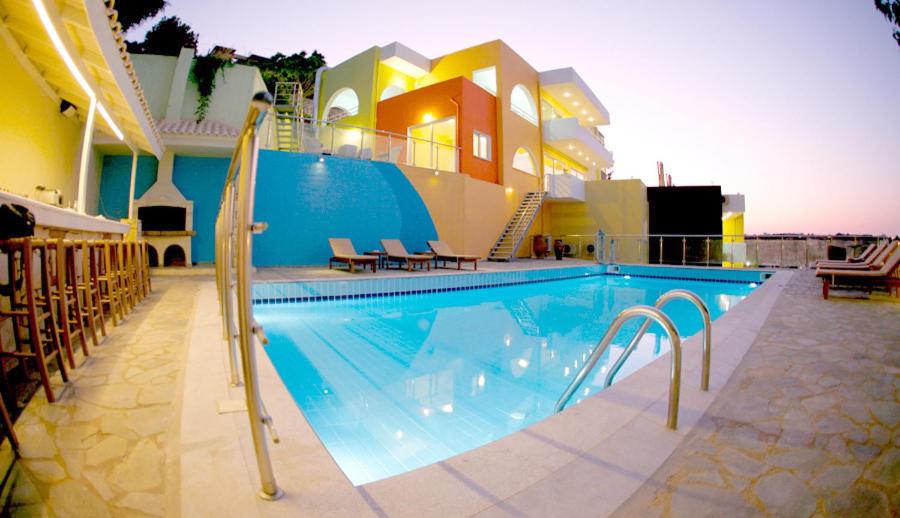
top-left (255, 275), bottom-right (753, 485)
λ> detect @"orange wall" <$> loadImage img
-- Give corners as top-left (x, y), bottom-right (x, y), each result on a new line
top-left (376, 77), bottom-right (498, 184)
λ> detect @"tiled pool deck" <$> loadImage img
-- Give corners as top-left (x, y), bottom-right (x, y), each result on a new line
top-left (3, 266), bottom-right (897, 516)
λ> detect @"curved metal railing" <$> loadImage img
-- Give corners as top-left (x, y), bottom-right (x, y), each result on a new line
top-left (604, 289), bottom-right (711, 391)
top-left (554, 305), bottom-right (683, 429)
top-left (214, 91), bottom-right (282, 500)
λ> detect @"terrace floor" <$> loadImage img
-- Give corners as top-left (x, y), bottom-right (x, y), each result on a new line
top-left (1, 268), bottom-right (897, 516)
top-left (615, 271), bottom-right (900, 516)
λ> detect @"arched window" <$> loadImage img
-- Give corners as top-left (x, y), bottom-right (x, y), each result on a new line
top-left (510, 85), bottom-right (537, 125)
top-left (323, 88), bottom-right (359, 122)
top-left (512, 147), bottom-right (536, 175)
top-left (379, 85), bottom-right (405, 101)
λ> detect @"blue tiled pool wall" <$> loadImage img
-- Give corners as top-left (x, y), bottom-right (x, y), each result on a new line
top-left (252, 266), bottom-right (604, 304)
top-left (252, 264), bottom-right (771, 304)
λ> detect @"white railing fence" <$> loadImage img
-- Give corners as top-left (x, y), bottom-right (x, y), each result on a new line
top-left (270, 114), bottom-right (461, 173)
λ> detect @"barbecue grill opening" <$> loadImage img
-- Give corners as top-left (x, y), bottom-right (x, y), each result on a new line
top-left (138, 206), bottom-right (187, 232)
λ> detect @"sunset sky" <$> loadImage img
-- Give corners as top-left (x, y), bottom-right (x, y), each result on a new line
top-left (131, 1), bottom-right (900, 235)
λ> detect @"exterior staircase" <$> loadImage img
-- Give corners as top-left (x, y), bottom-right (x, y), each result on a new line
top-left (273, 82), bottom-right (303, 152)
top-left (487, 191), bottom-right (545, 261)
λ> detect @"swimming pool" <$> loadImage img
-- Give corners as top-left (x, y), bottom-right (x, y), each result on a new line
top-left (255, 268), bottom-right (760, 485)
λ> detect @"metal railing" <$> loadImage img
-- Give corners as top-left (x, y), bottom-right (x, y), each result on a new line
top-left (214, 91), bottom-right (282, 500)
top-left (598, 234), bottom-right (892, 269)
top-left (604, 290), bottom-right (711, 391)
top-left (268, 114), bottom-right (461, 173)
top-left (554, 305), bottom-right (683, 429)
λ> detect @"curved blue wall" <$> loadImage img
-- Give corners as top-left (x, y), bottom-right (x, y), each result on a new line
top-left (252, 151), bottom-right (438, 266)
top-left (98, 151), bottom-right (437, 266)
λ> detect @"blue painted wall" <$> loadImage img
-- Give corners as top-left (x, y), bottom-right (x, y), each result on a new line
top-left (252, 151), bottom-right (438, 266)
top-left (98, 155), bottom-right (157, 218)
top-left (99, 150), bottom-right (438, 266)
top-left (98, 154), bottom-right (229, 264)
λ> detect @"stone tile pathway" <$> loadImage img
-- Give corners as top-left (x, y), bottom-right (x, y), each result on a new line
top-left (5, 277), bottom-right (201, 517)
top-left (615, 271), bottom-right (900, 517)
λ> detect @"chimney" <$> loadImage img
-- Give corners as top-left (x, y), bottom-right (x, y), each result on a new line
top-left (657, 161), bottom-right (665, 186)
top-left (666, 174), bottom-right (673, 187)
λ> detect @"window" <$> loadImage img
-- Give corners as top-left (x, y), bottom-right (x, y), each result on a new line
top-left (543, 154), bottom-right (585, 180)
top-left (323, 88), bottom-right (359, 122)
top-left (512, 147), bottom-right (536, 175)
top-left (472, 67), bottom-right (497, 95)
top-left (510, 85), bottom-right (538, 125)
top-left (379, 85), bottom-right (405, 101)
top-left (472, 131), bottom-right (491, 160)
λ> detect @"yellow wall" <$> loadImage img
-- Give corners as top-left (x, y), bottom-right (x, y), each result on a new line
top-left (495, 43), bottom-right (542, 191)
top-left (0, 37), bottom-right (82, 205)
top-left (546, 179), bottom-right (649, 262)
top-left (722, 213), bottom-right (745, 267)
top-left (375, 62), bottom-right (416, 104)
top-left (318, 47), bottom-right (379, 128)
top-left (398, 164), bottom-right (523, 257)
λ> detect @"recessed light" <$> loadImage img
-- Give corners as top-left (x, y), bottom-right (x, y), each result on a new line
top-left (568, 144), bottom-right (574, 150)
top-left (587, 117), bottom-right (595, 122)
top-left (563, 91), bottom-right (571, 97)
top-left (572, 101), bottom-right (580, 106)
top-left (577, 151), bottom-right (583, 156)
top-left (581, 109), bottom-right (587, 115)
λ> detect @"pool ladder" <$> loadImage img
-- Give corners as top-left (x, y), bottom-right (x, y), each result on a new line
top-left (553, 289), bottom-right (711, 430)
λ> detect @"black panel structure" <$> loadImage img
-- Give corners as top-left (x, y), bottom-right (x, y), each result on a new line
top-left (647, 186), bottom-right (722, 265)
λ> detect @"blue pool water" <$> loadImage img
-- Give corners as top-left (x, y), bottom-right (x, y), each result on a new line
top-left (255, 273), bottom-right (755, 485)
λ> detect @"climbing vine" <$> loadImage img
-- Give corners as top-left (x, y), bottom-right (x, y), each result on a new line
top-left (190, 52), bottom-right (233, 121)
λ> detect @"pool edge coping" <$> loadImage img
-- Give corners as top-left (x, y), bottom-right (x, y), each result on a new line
top-left (178, 268), bottom-right (793, 517)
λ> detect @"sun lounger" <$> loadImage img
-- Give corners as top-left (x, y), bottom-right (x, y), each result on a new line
top-left (381, 239), bottom-right (431, 272)
top-left (816, 241), bottom-right (885, 268)
top-left (815, 240), bottom-right (896, 270)
top-left (816, 241), bottom-right (900, 299)
top-left (328, 238), bottom-right (377, 273)
top-left (427, 240), bottom-right (480, 270)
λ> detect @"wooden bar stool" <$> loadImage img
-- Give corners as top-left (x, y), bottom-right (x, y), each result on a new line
top-left (141, 240), bottom-right (152, 295)
top-left (0, 239), bottom-right (69, 402)
top-left (115, 241), bottom-right (134, 314)
top-left (46, 240), bottom-right (89, 368)
top-left (75, 240), bottom-right (105, 347)
top-left (97, 240), bottom-right (124, 326)
top-left (127, 241), bottom-right (142, 304)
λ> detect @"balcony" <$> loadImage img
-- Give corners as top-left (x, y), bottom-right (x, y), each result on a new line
top-left (544, 172), bottom-right (585, 202)
top-left (542, 117), bottom-right (614, 169)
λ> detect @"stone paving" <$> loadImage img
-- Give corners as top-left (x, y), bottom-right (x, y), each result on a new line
top-left (615, 271), bottom-right (900, 517)
top-left (4, 276), bottom-right (201, 517)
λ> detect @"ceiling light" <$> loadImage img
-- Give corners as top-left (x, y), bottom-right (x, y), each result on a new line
top-left (562, 91), bottom-right (571, 97)
top-left (572, 101), bottom-right (580, 106)
top-left (423, 113), bottom-right (435, 123)
top-left (577, 151), bottom-right (583, 156)
top-left (588, 117), bottom-right (595, 122)
top-left (581, 109), bottom-right (587, 115)
top-left (568, 144), bottom-right (574, 150)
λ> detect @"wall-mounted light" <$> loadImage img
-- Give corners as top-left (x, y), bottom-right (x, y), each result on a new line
top-left (505, 187), bottom-right (513, 194)
top-left (433, 170), bottom-right (439, 176)
top-left (59, 99), bottom-right (77, 118)
top-left (423, 113), bottom-right (435, 123)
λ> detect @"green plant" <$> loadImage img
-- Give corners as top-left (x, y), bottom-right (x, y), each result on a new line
top-left (190, 52), bottom-right (232, 121)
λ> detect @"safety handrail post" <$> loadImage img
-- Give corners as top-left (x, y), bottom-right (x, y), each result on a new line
top-left (603, 289), bottom-right (711, 392)
top-left (554, 305), bottom-right (683, 430)
top-left (214, 91), bottom-right (282, 500)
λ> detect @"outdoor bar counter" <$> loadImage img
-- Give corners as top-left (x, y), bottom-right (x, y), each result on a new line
top-left (0, 191), bottom-right (128, 239)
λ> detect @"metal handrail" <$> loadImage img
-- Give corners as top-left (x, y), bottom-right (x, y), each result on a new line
top-left (214, 183), bottom-right (241, 387)
top-left (214, 91), bottom-right (282, 500)
top-left (604, 290), bottom-right (711, 391)
top-left (554, 305), bottom-right (683, 429)
top-left (275, 113), bottom-right (462, 151)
